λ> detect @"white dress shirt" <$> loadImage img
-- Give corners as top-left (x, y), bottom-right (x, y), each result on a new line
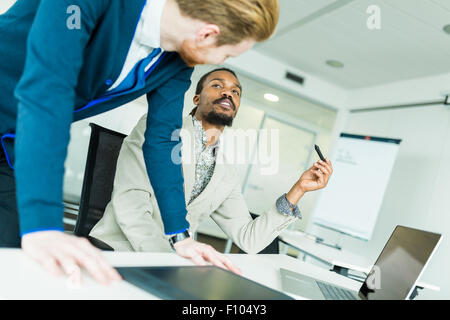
top-left (108, 0), bottom-right (166, 91)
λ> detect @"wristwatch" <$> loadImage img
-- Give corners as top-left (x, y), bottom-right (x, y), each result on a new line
top-left (168, 230), bottom-right (191, 251)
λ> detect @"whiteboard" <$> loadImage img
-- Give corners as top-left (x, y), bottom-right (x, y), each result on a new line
top-left (312, 133), bottom-right (401, 241)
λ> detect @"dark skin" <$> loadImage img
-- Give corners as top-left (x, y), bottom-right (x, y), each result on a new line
top-left (191, 70), bottom-right (333, 207)
top-left (193, 70), bottom-right (242, 146)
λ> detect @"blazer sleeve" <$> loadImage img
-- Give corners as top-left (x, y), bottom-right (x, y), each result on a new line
top-left (210, 182), bottom-right (298, 254)
top-left (144, 65), bottom-right (193, 235)
top-left (13, 0), bottom-right (108, 235)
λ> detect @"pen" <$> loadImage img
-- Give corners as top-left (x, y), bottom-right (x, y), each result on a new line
top-left (314, 144), bottom-right (326, 161)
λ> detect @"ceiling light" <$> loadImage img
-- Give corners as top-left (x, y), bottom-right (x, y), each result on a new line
top-left (264, 93), bottom-right (279, 102)
top-left (444, 24), bottom-right (450, 35)
top-left (326, 60), bottom-right (344, 68)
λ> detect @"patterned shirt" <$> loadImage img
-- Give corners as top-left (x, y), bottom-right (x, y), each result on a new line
top-left (188, 116), bottom-right (219, 204)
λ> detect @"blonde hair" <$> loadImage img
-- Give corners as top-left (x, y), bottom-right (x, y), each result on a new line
top-left (175, 0), bottom-right (279, 46)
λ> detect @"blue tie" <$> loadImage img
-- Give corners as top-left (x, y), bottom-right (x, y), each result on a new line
top-left (104, 47), bottom-right (162, 96)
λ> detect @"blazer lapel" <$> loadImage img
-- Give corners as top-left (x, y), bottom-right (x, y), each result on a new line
top-left (180, 117), bottom-right (196, 206)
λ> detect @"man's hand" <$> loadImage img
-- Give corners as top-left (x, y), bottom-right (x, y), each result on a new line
top-left (297, 159), bottom-right (333, 193)
top-left (21, 231), bottom-right (122, 285)
top-left (286, 159), bottom-right (333, 205)
top-left (173, 238), bottom-right (242, 275)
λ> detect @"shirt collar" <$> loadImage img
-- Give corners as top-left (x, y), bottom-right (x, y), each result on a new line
top-left (139, 0), bottom-right (166, 49)
top-left (192, 116), bottom-right (221, 149)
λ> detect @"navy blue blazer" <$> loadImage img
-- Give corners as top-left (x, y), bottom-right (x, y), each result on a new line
top-left (0, 0), bottom-right (193, 235)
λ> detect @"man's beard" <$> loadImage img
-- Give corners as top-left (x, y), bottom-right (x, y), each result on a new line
top-left (204, 109), bottom-right (234, 127)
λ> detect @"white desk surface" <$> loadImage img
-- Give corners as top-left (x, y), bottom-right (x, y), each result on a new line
top-left (0, 249), bottom-right (361, 300)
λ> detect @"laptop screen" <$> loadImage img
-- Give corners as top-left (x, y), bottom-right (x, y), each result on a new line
top-left (359, 225), bottom-right (441, 300)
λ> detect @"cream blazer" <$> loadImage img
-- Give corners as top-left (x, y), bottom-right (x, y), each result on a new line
top-left (90, 115), bottom-right (297, 253)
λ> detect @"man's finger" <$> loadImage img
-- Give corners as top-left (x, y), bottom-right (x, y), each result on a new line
top-left (201, 248), bottom-right (228, 270)
top-left (314, 169), bottom-right (325, 184)
top-left (201, 246), bottom-right (241, 275)
top-left (318, 161), bottom-right (332, 175)
top-left (220, 256), bottom-right (242, 275)
top-left (74, 237), bottom-right (121, 281)
top-left (56, 243), bottom-right (109, 285)
top-left (71, 249), bottom-right (110, 285)
top-left (190, 253), bottom-right (208, 266)
top-left (314, 163), bottom-right (330, 176)
top-left (39, 253), bottom-right (64, 278)
top-left (320, 160), bottom-right (333, 174)
top-left (49, 250), bottom-right (81, 278)
top-left (58, 257), bottom-right (79, 277)
top-left (56, 256), bottom-right (83, 288)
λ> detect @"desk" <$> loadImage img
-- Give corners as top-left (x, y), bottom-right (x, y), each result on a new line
top-left (0, 249), bottom-right (360, 300)
top-left (280, 230), bottom-right (371, 275)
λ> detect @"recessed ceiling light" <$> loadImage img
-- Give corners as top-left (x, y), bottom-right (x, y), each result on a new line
top-left (444, 24), bottom-right (450, 35)
top-left (264, 93), bottom-right (279, 102)
top-left (326, 60), bottom-right (344, 68)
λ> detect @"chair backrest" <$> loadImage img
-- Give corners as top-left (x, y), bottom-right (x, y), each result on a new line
top-left (74, 123), bottom-right (127, 238)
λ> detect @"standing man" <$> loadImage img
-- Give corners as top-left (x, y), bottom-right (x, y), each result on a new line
top-left (0, 0), bottom-right (279, 284)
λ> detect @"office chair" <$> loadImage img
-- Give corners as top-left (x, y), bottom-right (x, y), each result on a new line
top-left (237, 213), bottom-right (280, 254)
top-left (74, 123), bottom-right (127, 251)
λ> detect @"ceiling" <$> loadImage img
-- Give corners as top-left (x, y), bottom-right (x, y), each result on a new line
top-left (256, 0), bottom-right (450, 89)
top-left (3, 0), bottom-right (448, 118)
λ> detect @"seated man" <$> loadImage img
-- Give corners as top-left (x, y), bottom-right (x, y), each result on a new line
top-left (90, 68), bottom-right (333, 256)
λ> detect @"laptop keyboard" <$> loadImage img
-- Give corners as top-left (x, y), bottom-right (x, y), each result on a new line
top-left (317, 281), bottom-right (358, 300)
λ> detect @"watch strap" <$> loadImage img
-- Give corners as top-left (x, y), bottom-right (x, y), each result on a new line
top-left (169, 230), bottom-right (191, 250)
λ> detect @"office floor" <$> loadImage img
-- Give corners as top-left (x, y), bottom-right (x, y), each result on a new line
top-left (197, 233), bottom-right (242, 253)
top-left (197, 233), bottom-right (299, 257)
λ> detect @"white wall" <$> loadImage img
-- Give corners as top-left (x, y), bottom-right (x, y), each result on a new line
top-left (307, 73), bottom-right (450, 299)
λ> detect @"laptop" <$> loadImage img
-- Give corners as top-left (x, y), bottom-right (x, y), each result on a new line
top-left (280, 225), bottom-right (442, 300)
top-left (117, 265), bottom-right (294, 300)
